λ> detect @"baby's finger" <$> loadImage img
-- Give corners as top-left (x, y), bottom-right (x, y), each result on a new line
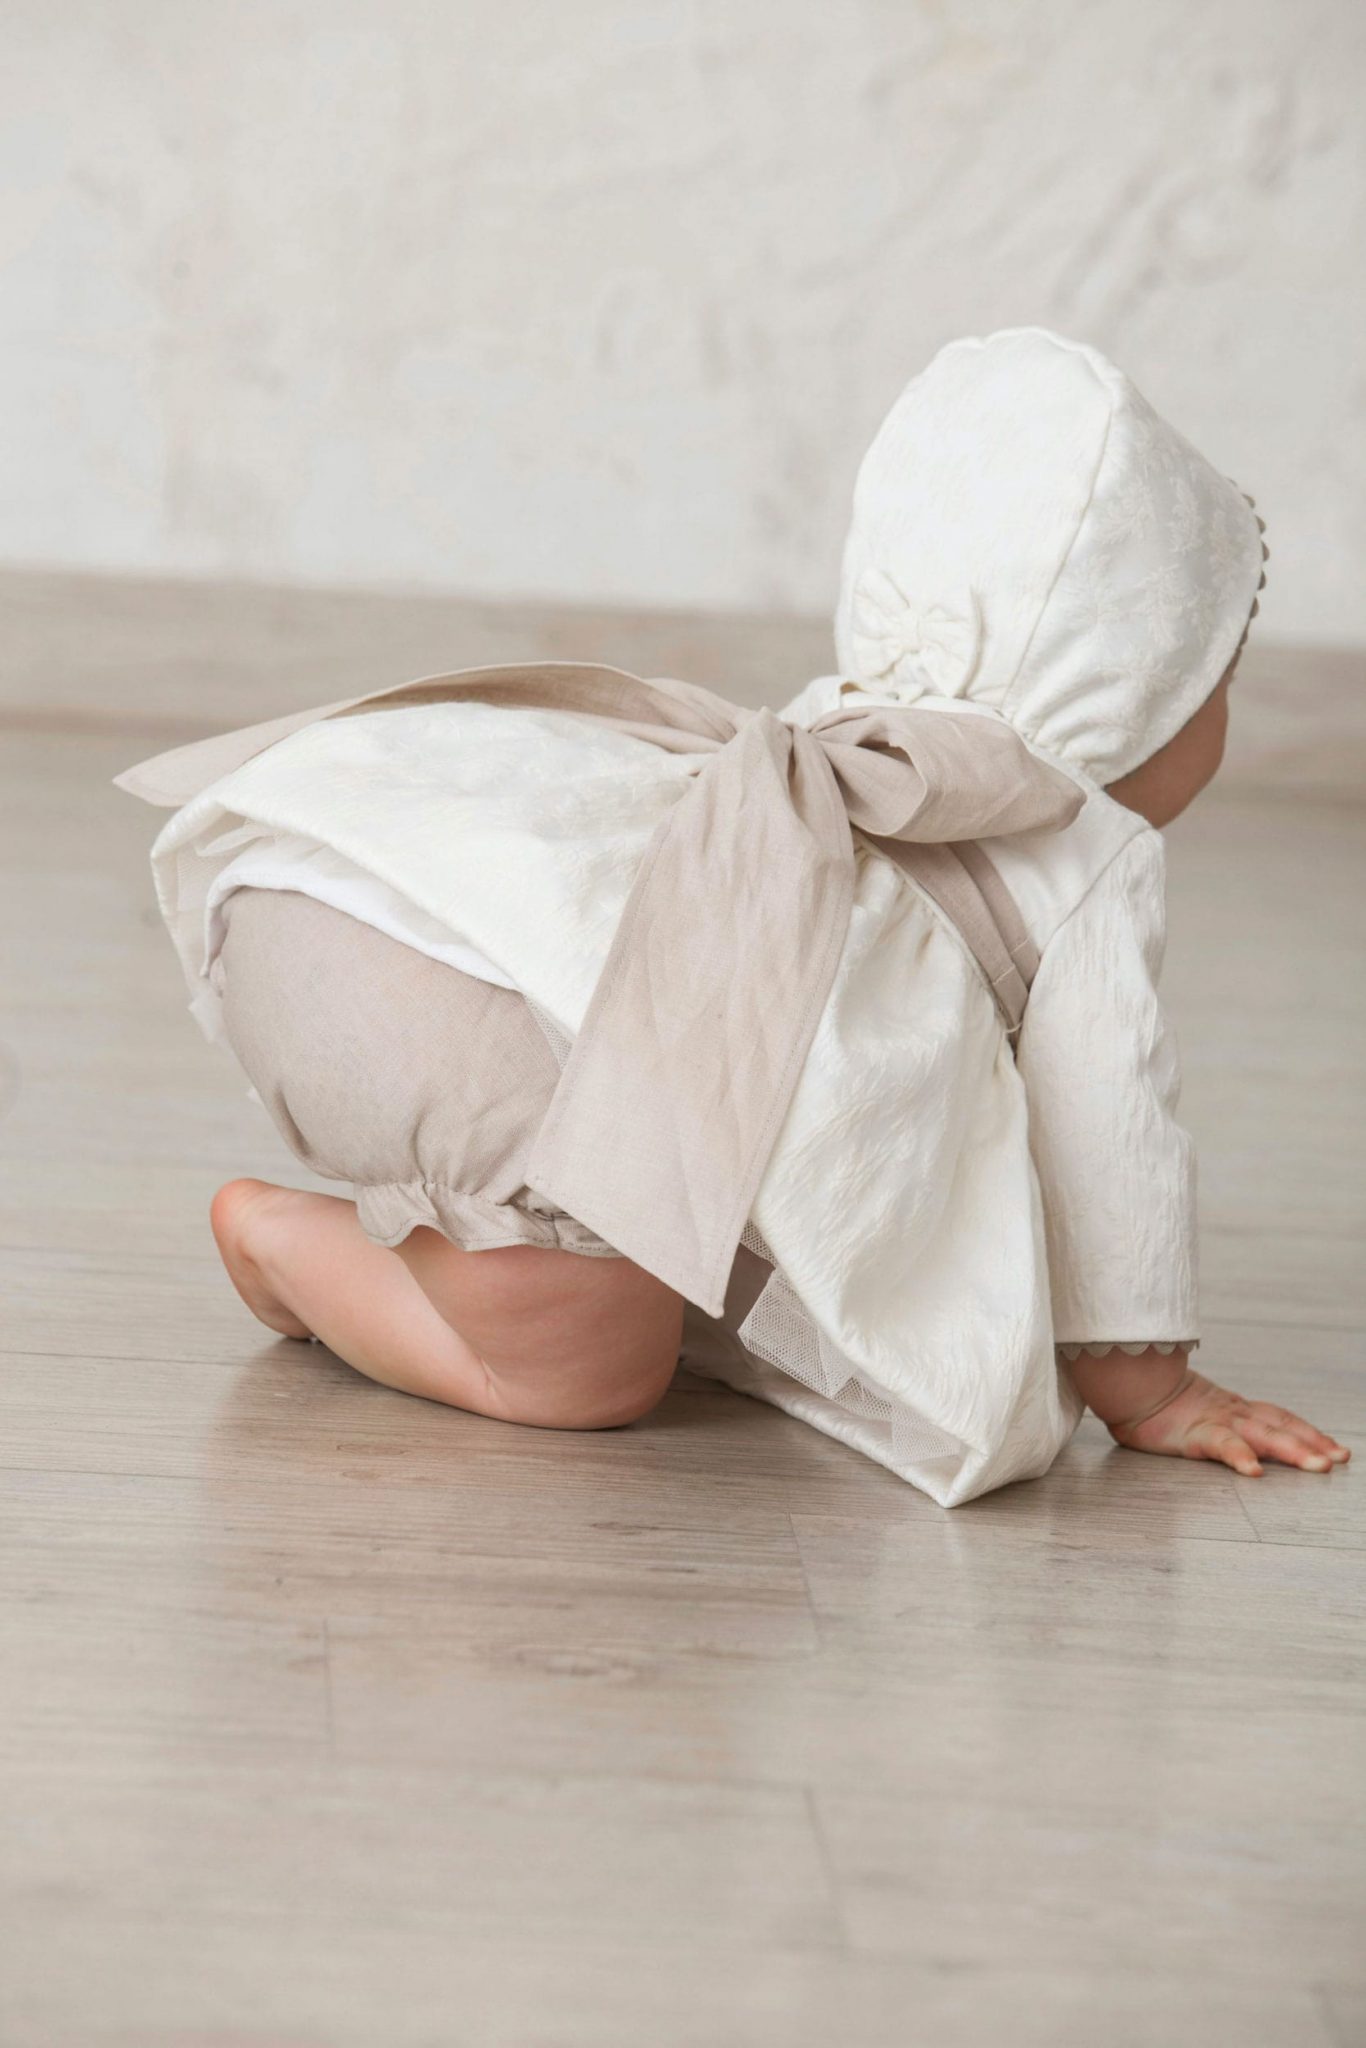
top-left (1190, 1424), bottom-right (1263, 1477)
top-left (1250, 1402), bottom-right (1342, 1447)
top-left (1239, 1416), bottom-right (1337, 1471)
top-left (1275, 1415), bottom-right (1352, 1462)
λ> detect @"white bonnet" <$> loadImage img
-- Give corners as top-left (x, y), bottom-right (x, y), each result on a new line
top-left (836, 327), bottom-right (1267, 785)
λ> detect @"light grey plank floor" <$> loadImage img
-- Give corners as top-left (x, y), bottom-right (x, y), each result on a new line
top-left (0, 593), bottom-right (1362, 2048)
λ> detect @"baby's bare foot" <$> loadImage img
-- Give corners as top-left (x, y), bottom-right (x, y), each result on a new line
top-left (209, 1177), bottom-right (315, 1340)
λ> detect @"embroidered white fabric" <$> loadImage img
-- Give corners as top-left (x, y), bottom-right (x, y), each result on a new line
top-left (733, 1222), bottom-right (966, 1468)
top-left (835, 327), bottom-right (1267, 785)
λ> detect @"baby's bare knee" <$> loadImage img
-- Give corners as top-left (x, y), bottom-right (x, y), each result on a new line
top-left (530, 1362), bottom-right (674, 1432)
top-left (495, 1251), bottom-right (682, 1431)
top-left (397, 1233), bottom-right (683, 1431)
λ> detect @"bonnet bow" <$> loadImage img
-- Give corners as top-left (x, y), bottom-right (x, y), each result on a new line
top-left (849, 566), bottom-right (984, 699)
top-left (113, 662), bottom-right (1083, 1317)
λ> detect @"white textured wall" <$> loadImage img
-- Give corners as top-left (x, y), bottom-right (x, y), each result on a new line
top-left (3, 0), bottom-right (1364, 645)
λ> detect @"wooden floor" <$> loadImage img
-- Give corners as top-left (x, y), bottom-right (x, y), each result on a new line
top-left (1, 578), bottom-right (1363, 2047)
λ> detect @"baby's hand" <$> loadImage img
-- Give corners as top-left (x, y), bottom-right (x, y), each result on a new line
top-left (1105, 1366), bottom-right (1351, 1477)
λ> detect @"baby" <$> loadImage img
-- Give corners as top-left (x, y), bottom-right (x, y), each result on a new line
top-left (118, 328), bottom-right (1348, 1502)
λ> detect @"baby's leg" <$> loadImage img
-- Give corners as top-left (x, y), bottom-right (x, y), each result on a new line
top-left (210, 1178), bottom-right (683, 1430)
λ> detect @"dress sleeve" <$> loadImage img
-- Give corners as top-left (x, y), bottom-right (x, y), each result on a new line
top-left (1014, 826), bottom-right (1200, 1350)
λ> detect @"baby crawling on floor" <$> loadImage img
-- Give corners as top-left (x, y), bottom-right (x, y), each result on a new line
top-left (206, 651), bottom-right (1348, 1479)
top-left (121, 328), bottom-right (1350, 1504)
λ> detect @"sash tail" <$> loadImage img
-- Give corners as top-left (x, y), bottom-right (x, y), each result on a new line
top-left (525, 709), bottom-right (855, 1317)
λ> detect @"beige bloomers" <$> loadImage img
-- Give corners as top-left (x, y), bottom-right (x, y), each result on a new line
top-left (214, 884), bottom-right (623, 1262)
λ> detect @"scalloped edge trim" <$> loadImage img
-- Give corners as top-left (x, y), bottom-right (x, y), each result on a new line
top-left (1056, 1338), bottom-right (1199, 1361)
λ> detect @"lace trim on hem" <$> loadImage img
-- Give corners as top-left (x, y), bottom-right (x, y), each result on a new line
top-left (1056, 1339), bottom-right (1199, 1361)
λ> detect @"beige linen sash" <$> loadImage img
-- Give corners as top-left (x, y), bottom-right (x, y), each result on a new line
top-left (114, 662), bottom-right (1082, 1315)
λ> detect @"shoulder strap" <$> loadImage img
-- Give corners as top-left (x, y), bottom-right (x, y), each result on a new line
top-left (864, 835), bottom-right (1039, 1040)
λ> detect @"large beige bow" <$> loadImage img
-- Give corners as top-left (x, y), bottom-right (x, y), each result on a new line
top-left (114, 662), bottom-right (1083, 1315)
